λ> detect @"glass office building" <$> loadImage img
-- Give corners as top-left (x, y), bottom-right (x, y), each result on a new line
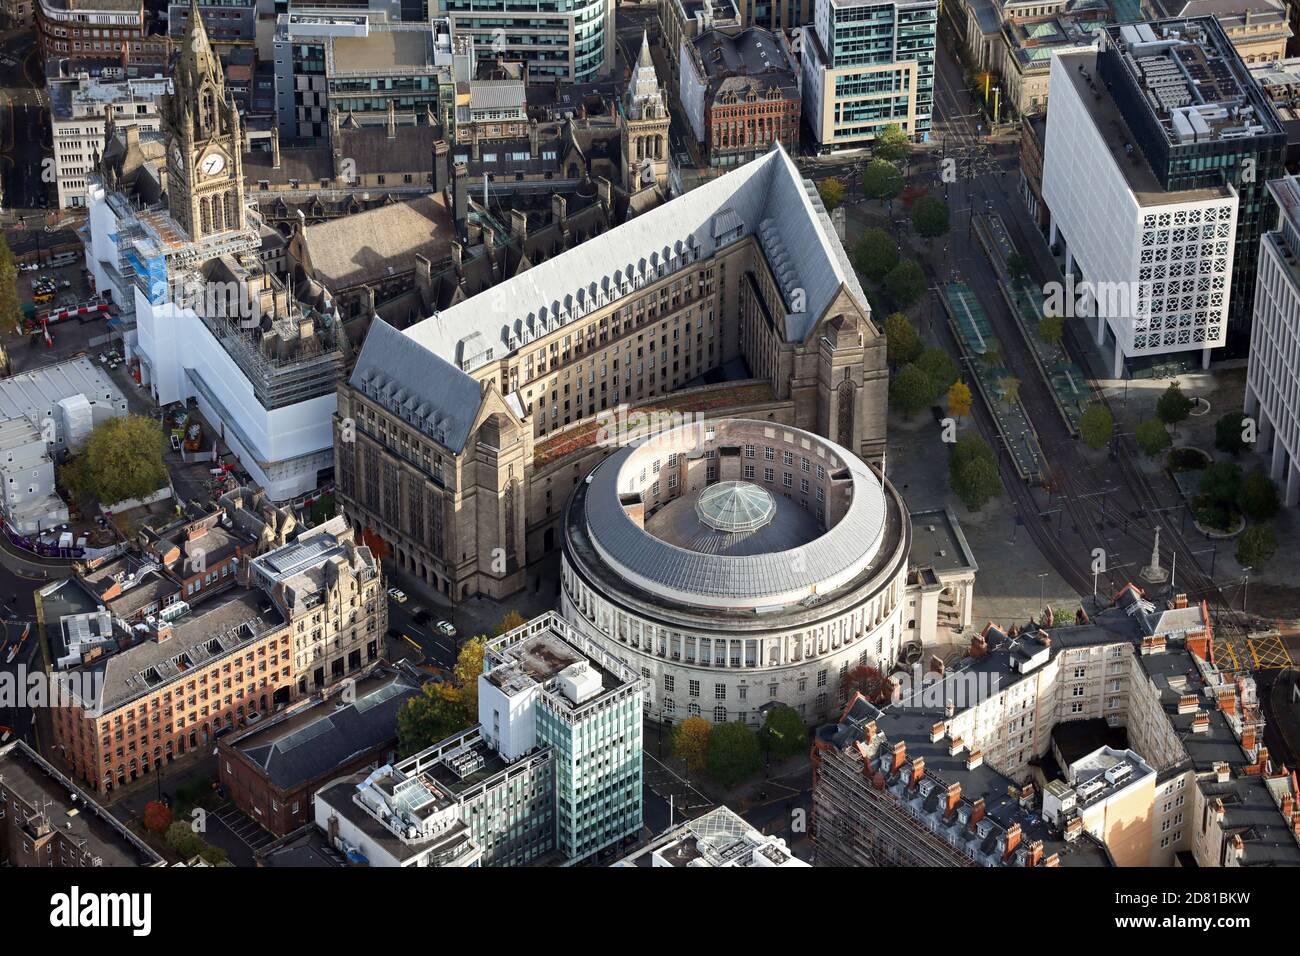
top-left (437, 0), bottom-right (614, 82)
top-left (801, 0), bottom-right (937, 151)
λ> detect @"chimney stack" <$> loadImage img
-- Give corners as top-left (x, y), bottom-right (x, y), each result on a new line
top-left (968, 798), bottom-right (986, 832)
top-left (434, 140), bottom-right (449, 194)
top-left (551, 192), bottom-right (567, 226)
top-left (909, 756), bottom-right (925, 789)
top-left (453, 161), bottom-right (468, 234)
top-left (1002, 823), bottom-right (1022, 862)
top-left (1026, 840), bottom-right (1044, 867)
top-left (511, 208), bottom-right (528, 240)
top-left (944, 782), bottom-right (961, 821)
top-left (890, 740), bottom-right (907, 773)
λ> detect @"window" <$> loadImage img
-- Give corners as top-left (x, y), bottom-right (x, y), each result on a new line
top-left (664, 675), bottom-right (674, 693)
top-left (689, 679), bottom-right (700, 698)
top-left (714, 683), bottom-right (726, 700)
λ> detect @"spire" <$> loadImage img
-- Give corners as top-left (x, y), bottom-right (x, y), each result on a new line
top-left (638, 30), bottom-right (652, 68)
top-left (176, 0), bottom-right (222, 99)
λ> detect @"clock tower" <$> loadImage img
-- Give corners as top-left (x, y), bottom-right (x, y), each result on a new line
top-left (164, 0), bottom-right (245, 241)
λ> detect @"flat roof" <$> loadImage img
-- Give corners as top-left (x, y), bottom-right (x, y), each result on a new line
top-left (1056, 50), bottom-right (1233, 205)
top-left (909, 507), bottom-right (978, 576)
top-left (0, 740), bottom-right (162, 866)
top-left (332, 29), bottom-right (433, 73)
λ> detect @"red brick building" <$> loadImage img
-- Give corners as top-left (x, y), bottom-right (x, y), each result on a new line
top-left (51, 592), bottom-right (295, 796)
top-left (0, 740), bottom-right (162, 866)
top-left (680, 28), bottom-right (800, 170)
top-left (36, 0), bottom-right (170, 72)
top-left (218, 666), bottom-right (421, 837)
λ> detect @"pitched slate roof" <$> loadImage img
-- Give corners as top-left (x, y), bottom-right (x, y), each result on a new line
top-left (348, 318), bottom-right (484, 453)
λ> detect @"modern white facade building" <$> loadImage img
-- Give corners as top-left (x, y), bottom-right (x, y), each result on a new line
top-left (0, 356), bottom-right (128, 534)
top-left (1246, 173), bottom-right (1300, 506)
top-left (82, 12), bottom-right (345, 502)
top-left (1042, 49), bottom-right (1239, 376)
top-left (50, 73), bottom-right (170, 210)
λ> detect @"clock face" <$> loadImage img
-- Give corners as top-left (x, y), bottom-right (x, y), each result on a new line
top-left (200, 153), bottom-right (227, 177)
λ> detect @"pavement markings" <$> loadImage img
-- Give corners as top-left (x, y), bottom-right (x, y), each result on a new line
top-left (211, 801), bottom-right (275, 852)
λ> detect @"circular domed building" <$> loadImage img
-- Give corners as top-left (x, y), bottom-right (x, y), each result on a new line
top-left (560, 418), bottom-right (915, 727)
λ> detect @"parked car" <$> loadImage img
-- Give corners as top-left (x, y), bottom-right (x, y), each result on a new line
top-left (387, 588), bottom-right (407, 603)
top-left (436, 620), bottom-right (457, 639)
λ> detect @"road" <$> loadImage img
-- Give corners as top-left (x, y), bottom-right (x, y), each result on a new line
top-left (920, 20), bottom-right (1256, 640)
top-left (0, 16), bottom-right (52, 217)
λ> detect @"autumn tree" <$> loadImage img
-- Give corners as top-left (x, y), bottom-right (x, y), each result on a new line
top-left (672, 716), bottom-right (712, 776)
top-left (143, 800), bottom-right (173, 834)
top-left (947, 380), bottom-right (973, 419)
top-left (841, 664), bottom-right (889, 705)
top-left (493, 611), bottom-right (527, 636)
top-left (452, 637), bottom-right (487, 714)
top-left (817, 177), bottom-right (845, 211)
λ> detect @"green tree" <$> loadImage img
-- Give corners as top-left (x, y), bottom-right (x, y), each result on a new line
top-left (1079, 402), bottom-right (1113, 450)
top-left (1236, 523), bottom-right (1278, 570)
top-left (1037, 313), bottom-right (1064, 349)
top-left (949, 431), bottom-right (1002, 511)
top-left (1199, 461), bottom-right (1242, 508)
top-left (952, 456), bottom-right (1001, 511)
top-left (917, 347), bottom-right (959, 399)
top-left (817, 177), bottom-right (844, 211)
top-left (396, 682), bottom-right (472, 756)
top-left (872, 123), bottom-right (911, 163)
top-left (1006, 252), bottom-right (1031, 279)
top-left (760, 705), bottom-right (806, 760)
top-left (884, 311), bottom-right (922, 365)
top-left (1238, 471), bottom-right (1280, 522)
top-left (884, 259), bottom-right (926, 308)
top-left (1156, 382), bottom-right (1193, 427)
top-left (911, 195), bottom-right (951, 239)
top-left (1214, 412), bottom-right (1249, 456)
top-left (890, 363), bottom-right (932, 418)
top-left (853, 228), bottom-right (900, 282)
top-left (165, 821), bottom-right (204, 859)
top-left (1135, 418), bottom-right (1171, 457)
top-left (861, 158), bottom-right (903, 202)
top-left (63, 415), bottom-right (168, 506)
top-left (672, 715), bottom-right (712, 776)
top-left (0, 233), bottom-right (20, 335)
top-left (706, 721), bottom-right (763, 789)
top-left (950, 429), bottom-right (995, 472)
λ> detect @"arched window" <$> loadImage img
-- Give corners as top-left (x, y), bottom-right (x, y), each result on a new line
top-left (837, 378), bottom-right (856, 448)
